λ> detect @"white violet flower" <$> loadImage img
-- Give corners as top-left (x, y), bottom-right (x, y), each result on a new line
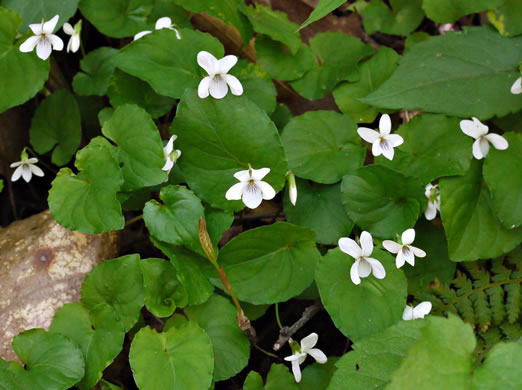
top-left (287, 171), bottom-right (297, 206)
top-left (511, 76), bottom-right (522, 94)
top-left (424, 183), bottom-right (440, 221)
top-left (284, 333), bottom-right (327, 383)
top-left (10, 149), bottom-right (44, 183)
top-left (383, 228), bottom-right (426, 268)
top-left (225, 165), bottom-right (276, 209)
top-left (63, 20), bottom-right (82, 53)
top-left (162, 135), bottom-right (181, 173)
top-left (338, 231), bottom-right (386, 285)
top-left (197, 51), bottom-right (243, 99)
top-left (357, 114), bottom-right (404, 160)
top-left (19, 15), bottom-right (64, 60)
top-left (403, 301), bottom-right (432, 321)
top-left (134, 16), bottom-right (181, 40)
top-left (459, 117), bottom-right (509, 160)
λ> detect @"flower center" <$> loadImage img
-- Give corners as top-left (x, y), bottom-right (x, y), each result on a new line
top-left (402, 246), bottom-right (411, 257)
top-left (379, 137), bottom-right (390, 151)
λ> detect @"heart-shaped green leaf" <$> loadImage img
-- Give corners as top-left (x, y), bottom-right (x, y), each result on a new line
top-left (73, 47), bottom-right (119, 96)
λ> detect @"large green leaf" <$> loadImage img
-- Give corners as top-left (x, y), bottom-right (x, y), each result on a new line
top-left (282, 110), bottom-right (366, 184)
top-left (72, 47), bottom-right (119, 96)
top-left (440, 159), bottom-right (522, 261)
top-left (107, 70), bottom-right (175, 119)
top-left (49, 303), bottom-right (125, 390)
top-left (102, 104), bottom-right (167, 191)
top-left (81, 255), bottom-right (145, 332)
top-left (422, 0), bottom-right (503, 23)
top-left (488, 0), bottom-right (522, 37)
top-left (333, 47), bottom-right (399, 123)
top-left (386, 316), bottom-right (475, 390)
top-left (483, 132), bottom-right (522, 229)
top-left (362, 27), bottom-right (522, 119)
top-left (233, 59), bottom-right (277, 114)
top-left (129, 322), bottom-right (213, 390)
top-left (341, 165), bottom-right (425, 238)
top-left (3, 0), bottom-right (80, 32)
top-left (300, 0), bottom-right (346, 29)
top-left (0, 360), bottom-right (19, 390)
top-left (300, 359), bottom-right (338, 390)
top-left (9, 329), bottom-right (84, 390)
top-left (173, 0), bottom-right (252, 44)
top-left (143, 185), bottom-right (205, 254)
top-left (244, 364), bottom-right (298, 390)
top-left (140, 258), bottom-right (187, 317)
top-left (79, 0), bottom-right (153, 38)
top-left (290, 32), bottom-right (374, 100)
top-left (115, 29), bottom-right (224, 99)
top-left (173, 89), bottom-right (287, 211)
top-left (377, 114), bottom-right (472, 184)
top-left (283, 180), bottom-right (354, 245)
top-left (327, 320), bottom-right (427, 390)
top-left (470, 342), bottom-right (522, 390)
top-left (48, 137), bottom-right (124, 234)
top-left (29, 90), bottom-right (82, 166)
top-left (0, 8), bottom-right (49, 114)
top-left (316, 248), bottom-right (407, 340)
top-left (185, 295), bottom-right (250, 381)
top-left (214, 222), bottom-right (320, 304)
top-left (240, 3), bottom-right (300, 54)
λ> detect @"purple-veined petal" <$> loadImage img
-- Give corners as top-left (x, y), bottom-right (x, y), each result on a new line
top-left (29, 164), bottom-right (44, 177)
top-left (222, 74), bottom-right (243, 96)
top-left (395, 251), bottom-right (405, 268)
top-left (338, 237), bottom-right (361, 259)
top-left (485, 133), bottom-right (509, 150)
top-left (242, 183), bottom-right (263, 209)
top-left (357, 127), bottom-right (380, 143)
top-left (411, 246), bottom-right (426, 258)
top-left (358, 259), bottom-right (372, 278)
top-left (43, 15), bottom-right (59, 34)
top-left (413, 301), bottom-right (432, 319)
top-left (383, 240), bottom-right (401, 254)
top-left (197, 51), bottom-right (218, 76)
top-left (217, 55), bottom-right (238, 74)
top-left (386, 134), bottom-right (403, 147)
top-left (360, 231), bottom-right (374, 257)
top-left (48, 34), bottom-right (63, 50)
top-left (251, 167), bottom-right (270, 181)
top-left (402, 306), bottom-right (414, 320)
top-left (225, 182), bottom-right (246, 200)
top-left (300, 333), bottom-right (318, 350)
top-left (350, 259), bottom-right (361, 285)
top-left (21, 165), bottom-right (32, 182)
top-left (380, 140), bottom-right (395, 160)
top-left (197, 76), bottom-right (211, 98)
top-left (257, 181), bottom-right (276, 200)
top-left (155, 17), bottom-right (172, 29)
top-left (134, 30), bottom-right (152, 40)
top-left (19, 36), bottom-right (40, 53)
top-left (63, 22), bottom-right (74, 35)
top-left (401, 228), bottom-right (415, 245)
top-left (402, 247), bottom-right (415, 266)
top-left (307, 348), bottom-right (327, 364)
top-left (209, 77), bottom-right (228, 99)
top-left (379, 114), bottom-right (392, 135)
top-left (511, 77), bottom-right (522, 94)
top-left (11, 166), bottom-right (23, 182)
top-left (366, 257), bottom-right (386, 279)
top-left (424, 202), bottom-right (437, 220)
top-left (371, 140), bottom-right (382, 157)
top-left (36, 38), bottom-right (52, 60)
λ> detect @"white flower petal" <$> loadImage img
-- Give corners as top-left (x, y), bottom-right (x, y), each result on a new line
top-left (164, 135), bottom-right (175, 155)
top-left (350, 259), bottom-right (361, 285)
top-left (26, 158), bottom-right (38, 164)
top-left (29, 22), bottom-right (44, 36)
top-left (21, 165), bottom-right (32, 182)
top-left (357, 127), bottom-right (380, 143)
top-left (284, 352), bottom-right (305, 362)
top-left (11, 166), bottom-right (23, 182)
top-left (251, 167), bottom-right (270, 181)
top-left (209, 77), bottom-right (228, 99)
top-left (155, 17), bottom-right (172, 29)
top-left (371, 140), bottom-right (382, 157)
top-left (411, 246), bottom-right (426, 258)
top-left (36, 38), bottom-right (53, 60)
top-left (360, 231), bottom-right (374, 257)
top-left (134, 30), bottom-right (152, 40)
top-left (301, 333), bottom-right (318, 351)
top-left (386, 134), bottom-right (403, 147)
top-left (395, 251), bottom-right (405, 268)
top-left (472, 138), bottom-right (485, 159)
top-left (478, 137), bottom-right (490, 159)
top-left (70, 36), bottom-right (80, 53)
top-left (242, 184), bottom-right (263, 209)
top-left (307, 348), bottom-right (327, 364)
top-left (402, 247), bottom-right (415, 266)
top-left (29, 164), bottom-right (44, 177)
top-left (174, 28), bottom-right (181, 40)
top-left (225, 182), bottom-right (246, 200)
top-left (338, 237), bottom-right (362, 259)
top-left (197, 51), bottom-right (218, 76)
top-left (424, 202), bottom-right (437, 220)
top-left (380, 140), bottom-right (395, 160)
top-left (289, 183), bottom-right (297, 206)
top-left (402, 306), bottom-right (414, 321)
top-left (366, 257), bottom-right (386, 279)
top-left (19, 36), bottom-right (40, 53)
top-left (217, 55), bottom-right (238, 74)
top-left (291, 359), bottom-right (302, 383)
top-left (358, 259), bottom-right (372, 278)
top-left (222, 74), bottom-right (243, 96)
top-left (63, 22), bottom-right (74, 35)
top-left (413, 301), bottom-right (432, 319)
top-left (485, 133), bottom-right (508, 151)
top-left (511, 77), bottom-right (522, 94)
top-left (197, 76), bottom-right (211, 98)
top-left (233, 169), bottom-right (251, 181)
top-left (379, 114), bottom-right (392, 136)
top-left (10, 161), bottom-right (23, 168)
top-left (48, 34), bottom-right (63, 51)
top-left (43, 15), bottom-right (59, 34)
top-left (460, 119), bottom-right (486, 139)
top-left (401, 228), bottom-right (415, 245)
top-left (162, 158), bottom-right (174, 172)
top-left (382, 240), bottom-right (401, 254)
top-left (257, 180), bottom-right (276, 200)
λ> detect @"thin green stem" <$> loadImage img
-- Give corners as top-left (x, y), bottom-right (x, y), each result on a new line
top-left (254, 344), bottom-right (281, 361)
top-left (26, 147), bottom-right (58, 174)
top-left (125, 214), bottom-right (143, 227)
top-left (275, 303), bottom-right (283, 330)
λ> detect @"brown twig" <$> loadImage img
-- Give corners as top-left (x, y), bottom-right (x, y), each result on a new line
top-left (273, 301), bottom-right (323, 351)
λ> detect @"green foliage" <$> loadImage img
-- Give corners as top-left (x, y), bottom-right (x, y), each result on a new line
top-left (363, 27), bottom-right (522, 119)
top-left (488, 0), bottom-right (522, 36)
top-left (300, 0), bottom-right (346, 29)
top-left (73, 48), bottom-right (119, 96)
top-left (422, 0), bottom-right (503, 24)
top-left (30, 90), bottom-right (82, 166)
top-left (233, 60), bottom-right (277, 114)
top-left (3, 0), bottom-right (80, 32)
top-left (244, 364), bottom-right (298, 390)
top-left (470, 342), bottom-right (522, 390)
